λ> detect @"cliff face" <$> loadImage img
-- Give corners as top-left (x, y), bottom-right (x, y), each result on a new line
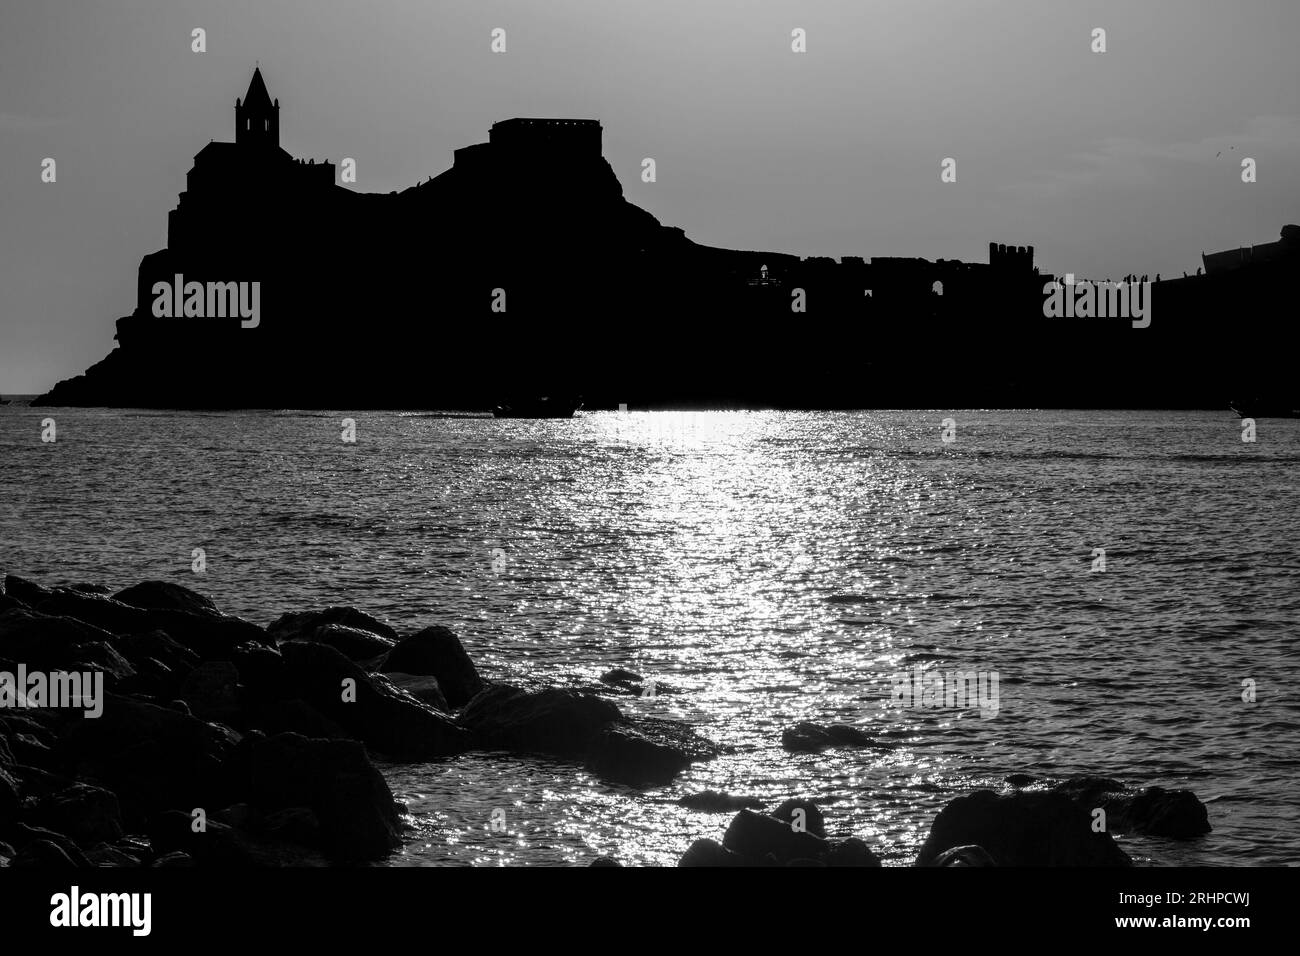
top-left (33, 78), bottom-right (1300, 409)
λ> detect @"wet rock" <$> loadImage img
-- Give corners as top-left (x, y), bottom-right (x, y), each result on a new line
top-left (85, 843), bottom-right (141, 866)
top-left (68, 583), bottom-right (111, 595)
top-left (239, 733), bottom-right (403, 861)
top-left (288, 622), bottom-right (395, 662)
top-left (280, 641), bottom-right (471, 760)
top-left (3, 575), bottom-right (51, 607)
top-left (0, 765), bottom-right (18, 830)
top-left (29, 587), bottom-right (269, 661)
top-left (915, 790), bottom-right (1131, 867)
top-left (677, 791), bottom-right (765, 812)
top-left (0, 607), bottom-right (113, 668)
top-left (6, 823), bottom-right (92, 866)
top-left (930, 844), bottom-right (998, 867)
top-left (460, 686), bottom-right (716, 784)
top-left (600, 668), bottom-right (642, 686)
top-left (269, 607), bottom-right (399, 645)
top-left (113, 580), bottom-right (219, 617)
top-left (588, 725), bottom-right (690, 786)
top-left (151, 851), bottom-right (194, 867)
top-left (262, 807), bottom-right (321, 848)
top-left (381, 625), bottom-right (483, 707)
top-left (678, 837), bottom-right (746, 867)
top-left (177, 661), bottom-right (242, 722)
top-left (29, 782), bottom-right (124, 846)
top-left (771, 798), bottom-right (826, 838)
top-left (1004, 774), bottom-right (1037, 788)
top-left (54, 694), bottom-right (239, 827)
top-left (723, 808), bottom-right (829, 864)
top-left (459, 685), bottom-right (621, 755)
top-left (1121, 787), bottom-right (1211, 839)
top-left (381, 673), bottom-right (450, 712)
top-left (826, 837), bottom-right (883, 867)
top-left (12, 839), bottom-right (77, 868)
top-left (112, 630), bottom-right (199, 698)
top-left (229, 642), bottom-right (287, 704)
top-left (589, 855), bottom-right (622, 867)
top-left (249, 697), bottom-right (350, 741)
top-left (149, 808), bottom-right (329, 867)
top-left (781, 721), bottom-right (887, 753)
top-left (1049, 777), bottom-right (1211, 839)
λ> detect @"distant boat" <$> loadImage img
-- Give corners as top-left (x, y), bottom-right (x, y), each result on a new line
top-left (1230, 400), bottom-right (1300, 419)
top-left (492, 396), bottom-right (581, 419)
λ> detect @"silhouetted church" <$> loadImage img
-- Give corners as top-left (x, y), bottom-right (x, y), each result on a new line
top-left (36, 67), bottom-right (1300, 410)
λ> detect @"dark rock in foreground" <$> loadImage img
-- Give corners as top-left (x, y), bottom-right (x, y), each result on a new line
top-left (279, 641), bottom-right (472, 761)
top-left (915, 789), bottom-right (1132, 866)
top-left (677, 791), bottom-right (765, 812)
top-left (724, 808), bottom-right (829, 864)
top-left (459, 684), bottom-right (719, 786)
top-left (1047, 776), bottom-right (1212, 839)
top-left (930, 844), bottom-right (998, 867)
top-left (381, 626), bottom-right (483, 707)
top-left (781, 721), bottom-right (892, 753)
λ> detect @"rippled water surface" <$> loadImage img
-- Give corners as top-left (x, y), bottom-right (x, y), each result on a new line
top-left (2, 408), bottom-right (1297, 866)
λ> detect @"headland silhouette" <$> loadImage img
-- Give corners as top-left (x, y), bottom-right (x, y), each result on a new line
top-left (34, 68), bottom-right (1300, 410)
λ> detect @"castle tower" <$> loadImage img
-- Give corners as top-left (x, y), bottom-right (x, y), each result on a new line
top-left (235, 67), bottom-right (279, 148)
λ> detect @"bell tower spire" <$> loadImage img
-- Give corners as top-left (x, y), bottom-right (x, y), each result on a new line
top-left (235, 66), bottom-right (279, 147)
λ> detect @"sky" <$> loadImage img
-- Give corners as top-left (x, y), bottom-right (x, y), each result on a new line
top-left (1, 0), bottom-right (1297, 392)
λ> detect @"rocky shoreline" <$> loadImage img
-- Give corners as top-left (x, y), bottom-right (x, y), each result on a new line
top-left (1, 575), bottom-right (1211, 867)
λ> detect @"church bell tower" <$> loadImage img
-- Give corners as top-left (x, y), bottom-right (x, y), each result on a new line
top-left (235, 66), bottom-right (279, 148)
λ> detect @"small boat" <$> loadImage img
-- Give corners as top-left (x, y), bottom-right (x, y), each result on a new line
top-left (492, 396), bottom-right (582, 419)
top-left (1230, 400), bottom-right (1300, 419)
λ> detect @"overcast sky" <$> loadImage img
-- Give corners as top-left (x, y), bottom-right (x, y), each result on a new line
top-left (2, 0), bottom-right (1297, 392)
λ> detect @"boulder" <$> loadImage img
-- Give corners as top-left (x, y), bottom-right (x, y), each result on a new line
top-left (0, 607), bottom-right (113, 668)
top-left (148, 808), bottom-right (329, 867)
top-left (0, 765), bottom-right (19, 830)
top-left (28, 782), bottom-right (124, 846)
top-left (177, 661), bottom-right (242, 722)
top-left (28, 588), bottom-right (269, 660)
top-left (269, 607), bottom-right (399, 644)
top-left (588, 855), bottom-right (622, 867)
top-left (53, 694), bottom-right (239, 827)
top-left (279, 641), bottom-right (471, 760)
top-left (771, 798), bottom-right (826, 838)
top-left (240, 733), bottom-right (403, 861)
top-left (3, 575), bottom-right (51, 607)
top-left (677, 791), bottom-right (764, 812)
top-left (6, 823), bottom-right (92, 865)
top-left (85, 843), bottom-right (141, 866)
top-left (248, 698), bottom-right (350, 741)
top-left (678, 838), bottom-right (746, 867)
top-left (825, 837), bottom-right (883, 867)
top-left (723, 809), bottom-right (829, 864)
top-left (11, 839), bottom-right (77, 869)
top-left (459, 685), bottom-right (621, 755)
top-left (288, 622), bottom-right (395, 662)
top-left (1048, 777), bottom-right (1211, 839)
top-left (113, 580), bottom-right (219, 617)
top-left (915, 790), bottom-right (1131, 866)
top-left (588, 725), bottom-right (691, 787)
top-left (781, 721), bottom-right (887, 753)
top-left (381, 626), bottom-right (483, 707)
top-left (930, 844), bottom-right (998, 867)
top-left (380, 673), bottom-right (450, 712)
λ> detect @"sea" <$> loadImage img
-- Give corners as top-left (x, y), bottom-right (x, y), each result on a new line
top-left (1, 406), bottom-right (1297, 866)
